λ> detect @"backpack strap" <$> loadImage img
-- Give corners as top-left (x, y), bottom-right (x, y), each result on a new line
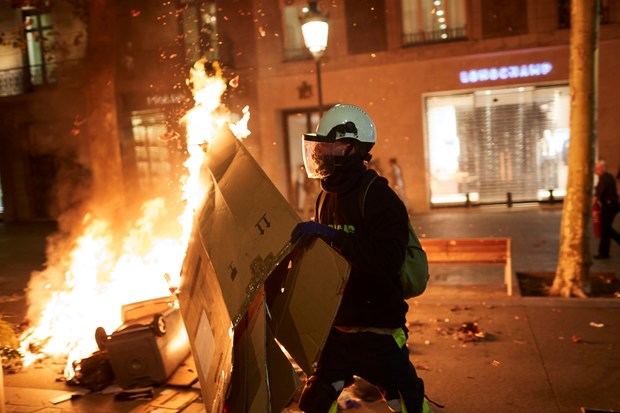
top-left (314, 190), bottom-right (324, 222)
top-left (359, 173), bottom-right (380, 219)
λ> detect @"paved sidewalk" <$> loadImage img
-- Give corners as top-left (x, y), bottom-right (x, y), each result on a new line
top-left (1, 205), bottom-right (619, 412)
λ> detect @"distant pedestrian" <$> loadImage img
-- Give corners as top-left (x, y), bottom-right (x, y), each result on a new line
top-left (388, 158), bottom-right (409, 211)
top-left (593, 160), bottom-right (620, 259)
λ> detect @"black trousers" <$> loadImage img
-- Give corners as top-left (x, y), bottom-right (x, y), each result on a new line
top-left (598, 208), bottom-right (620, 257)
top-left (304, 328), bottom-right (424, 412)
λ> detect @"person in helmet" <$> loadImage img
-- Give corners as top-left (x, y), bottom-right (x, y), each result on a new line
top-left (291, 104), bottom-right (428, 413)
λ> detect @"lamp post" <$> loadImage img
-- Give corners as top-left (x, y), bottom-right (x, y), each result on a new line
top-left (300, 0), bottom-right (329, 115)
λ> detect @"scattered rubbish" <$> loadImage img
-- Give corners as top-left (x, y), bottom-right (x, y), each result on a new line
top-left (151, 389), bottom-right (199, 410)
top-left (514, 316), bottom-right (520, 320)
top-left (67, 350), bottom-right (114, 391)
top-left (589, 322), bottom-right (605, 328)
top-left (571, 335), bottom-right (583, 344)
top-left (100, 384), bottom-right (124, 394)
top-left (455, 322), bottom-right (487, 342)
top-left (416, 363), bottom-right (431, 371)
top-left (450, 305), bottom-right (471, 312)
top-left (166, 356), bottom-right (198, 387)
top-left (490, 360), bottom-right (501, 367)
top-left (49, 389), bottom-right (89, 404)
top-left (614, 292), bottom-right (620, 298)
top-left (513, 339), bottom-right (526, 345)
top-left (350, 377), bottom-right (382, 402)
top-left (114, 387), bottom-right (155, 401)
top-left (424, 340), bottom-right (431, 345)
top-left (0, 345), bottom-right (23, 373)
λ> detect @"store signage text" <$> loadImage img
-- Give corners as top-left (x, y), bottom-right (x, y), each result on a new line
top-left (146, 93), bottom-right (186, 106)
top-left (459, 62), bottom-right (553, 84)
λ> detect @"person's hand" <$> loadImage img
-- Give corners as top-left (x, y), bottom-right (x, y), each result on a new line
top-left (291, 221), bottom-right (337, 244)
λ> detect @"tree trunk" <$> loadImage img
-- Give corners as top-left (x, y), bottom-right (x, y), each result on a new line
top-left (550, 0), bottom-right (600, 298)
top-left (85, 0), bottom-right (124, 210)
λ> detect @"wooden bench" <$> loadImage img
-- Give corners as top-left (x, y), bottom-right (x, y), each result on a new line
top-left (419, 238), bottom-right (515, 295)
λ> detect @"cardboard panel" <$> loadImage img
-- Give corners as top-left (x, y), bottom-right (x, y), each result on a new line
top-left (227, 292), bottom-right (270, 413)
top-left (178, 244), bottom-right (232, 413)
top-left (178, 127), bottom-right (350, 412)
top-left (266, 239), bottom-right (349, 374)
top-left (200, 129), bottom-right (300, 326)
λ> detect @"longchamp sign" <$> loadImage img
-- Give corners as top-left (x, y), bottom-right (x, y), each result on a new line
top-left (459, 62), bottom-right (553, 84)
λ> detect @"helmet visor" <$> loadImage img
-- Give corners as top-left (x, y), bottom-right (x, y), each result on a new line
top-left (302, 138), bottom-right (351, 179)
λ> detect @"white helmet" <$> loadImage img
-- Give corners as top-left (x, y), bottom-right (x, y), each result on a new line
top-left (302, 104), bottom-right (376, 178)
top-left (305, 103), bottom-right (376, 143)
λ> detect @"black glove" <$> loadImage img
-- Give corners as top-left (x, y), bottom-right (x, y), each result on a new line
top-left (291, 221), bottom-right (337, 243)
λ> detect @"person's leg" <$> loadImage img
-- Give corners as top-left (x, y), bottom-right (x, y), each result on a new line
top-left (610, 211), bottom-right (620, 244)
top-left (390, 345), bottom-right (425, 413)
top-left (354, 331), bottom-right (425, 413)
top-left (299, 330), bottom-right (352, 413)
top-left (598, 209), bottom-right (614, 257)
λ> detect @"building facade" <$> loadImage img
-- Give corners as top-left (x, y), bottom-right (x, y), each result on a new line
top-left (1, 0), bottom-right (619, 221)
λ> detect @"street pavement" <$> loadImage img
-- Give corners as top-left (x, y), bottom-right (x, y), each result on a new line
top-left (1, 204), bottom-right (619, 412)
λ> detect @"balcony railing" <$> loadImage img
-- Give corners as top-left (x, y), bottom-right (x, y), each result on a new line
top-left (0, 60), bottom-right (84, 97)
top-left (0, 67), bottom-right (26, 97)
top-left (403, 27), bottom-right (467, 46)
top-left (283, 47), bottom-right (312, 62)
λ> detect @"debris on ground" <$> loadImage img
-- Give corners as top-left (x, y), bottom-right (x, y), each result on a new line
top-left (0, 318), bottom-right (23, 373)
top-left (350, 377), bottom-right (382, 402)
top-left (571, 335), bottom-right (583, 344)
top-left (0, 345), bottom-right (23, 373)
top-left (67, 350), bottom-right (115, 391)
top-left (450, 305), bottom-right (471, 312)
top-left (490, 360), bottom-right (501, 367)
top-left (455, 322), bottom-right (487, 342)
top-left (589, 322), bottom-right (605, 328)
top-left (114, 387), bottom-right (155, 401)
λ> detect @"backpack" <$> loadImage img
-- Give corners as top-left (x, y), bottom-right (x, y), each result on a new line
top-left (316, 173), bottom-right (429, 299)
top-left (360, 175), bottom-right (429, 298)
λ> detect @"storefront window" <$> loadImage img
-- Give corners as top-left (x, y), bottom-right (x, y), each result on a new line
top-left (402, 0), bottom-right (467, 45)
top-left (130, 111), bottom-right (172, 190)
top-left (426, 85), bottom-right (570, 205)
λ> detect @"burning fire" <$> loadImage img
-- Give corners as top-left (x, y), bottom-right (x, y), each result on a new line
top-left (19, 59), bottom-right (250, 378)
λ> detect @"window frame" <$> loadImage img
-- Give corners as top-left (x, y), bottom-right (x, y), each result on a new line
top-left (400, 0), bottom-right (468, 47)
top-left (22, 8), bottom-right (54, 85)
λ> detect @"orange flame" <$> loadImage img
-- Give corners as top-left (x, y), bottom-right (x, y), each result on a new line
top-left (19, 59), bottom-right (250, 378)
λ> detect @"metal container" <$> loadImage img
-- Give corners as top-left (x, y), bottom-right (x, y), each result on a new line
top-left (96, 298), bottom-right (191, 389)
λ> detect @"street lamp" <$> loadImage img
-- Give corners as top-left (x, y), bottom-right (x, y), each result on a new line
top-left (300, 0), bottom-right (329, 114)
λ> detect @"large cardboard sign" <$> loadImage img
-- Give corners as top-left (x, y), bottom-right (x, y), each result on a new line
top-left (178, 128), bottom-right (350, 412)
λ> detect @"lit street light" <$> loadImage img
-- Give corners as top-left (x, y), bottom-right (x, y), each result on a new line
top-left (300, 0), bottom-right (329, 114)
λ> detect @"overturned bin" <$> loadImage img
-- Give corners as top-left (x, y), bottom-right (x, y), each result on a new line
top-left (178, 128), bottom-right (350, 412)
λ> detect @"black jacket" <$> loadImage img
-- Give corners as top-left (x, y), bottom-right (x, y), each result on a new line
top-left (596, 172), bottom-right (619, 212)
top-left (318, 170), bottom-right (409, 329)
